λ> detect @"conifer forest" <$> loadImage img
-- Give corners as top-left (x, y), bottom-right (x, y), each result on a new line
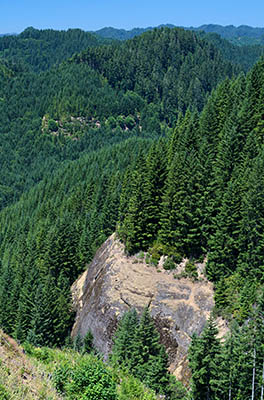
top-left (1, 25), bottom-right (264, 399)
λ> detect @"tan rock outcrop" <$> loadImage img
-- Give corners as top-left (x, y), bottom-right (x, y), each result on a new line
top-left (71, 234), bottom-right (227, 383)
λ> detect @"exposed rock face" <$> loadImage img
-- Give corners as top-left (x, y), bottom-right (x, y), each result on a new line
top-left (71, 234), bottom-right (227, 383)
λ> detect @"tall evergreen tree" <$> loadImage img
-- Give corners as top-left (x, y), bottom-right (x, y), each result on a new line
top-left (111, 308), bottom-right (139, 369)
top-left (159, 111), bottom-right (206, 257)
top-left (111, 307), bottom-right (170, 396)
top-left (189, 316), bottom-right (221, 400)
top-left (237, 152), bottom-right (264, 282)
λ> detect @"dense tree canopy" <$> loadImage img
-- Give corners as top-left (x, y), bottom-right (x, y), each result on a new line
top-left (118, 59), bottom-right (264, 320)
top-left (71, 27), bottom-right (239, 123)
top-left (1, 24), bottom-right (264, 397)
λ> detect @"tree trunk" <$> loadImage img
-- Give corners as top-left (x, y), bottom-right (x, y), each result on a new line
top-left (251, 346), bottom-right (256, 400)
top-left (261, 358), bottom-right (264, 400)
top-left (228, 380), bottom-right (232, 400)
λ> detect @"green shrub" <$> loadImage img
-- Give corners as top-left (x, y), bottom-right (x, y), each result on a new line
top-left (168, 375), bottom-right (187, 399)
top-left (83, 331), bottom-right (93, 353)
top-left (185, 262), bottom-right (198, 280)
top-left (53, 363), bottom-right (72, 394)
top-left (163, 257), bottom-right (176, 271)
top-left (73, 333), bottom-right (83, 352)
top-left (118, 375), bottom-right (156, 400)
top-left (35, 347), bottom-right (54, 363)
top-left (65, 356), bottom-right (117, 400)
top-left (64, 334), bottom-right (73, 348)
top-left (124, 115), bottom-right (135, 130)
top-left (0, 384), bottom-right (9, 400)
top-left (150, 256), bottom-right (159, 267)
top-left (157, 243), bottom-right (182, 263)
top-left (196, 254), bottom-right (205, 263)
top-left (171, 253), bottom-right (182, 264)
top-left (23, 341), bottom-right (35, 356)
top-left (149, 242), bottom-right (163, 260)
top-left (48, 119), bottom-right (58, 132)
top-left (22, 342), bottom-right (53, 363)
top-left (117, 115), bottom-right (126, 129)
top-left (107, 116), bottom-right (117, 129)
top-left (145, 253), bottom-right (151, 265)
top-left (137, 251), bottom-right (145, 259)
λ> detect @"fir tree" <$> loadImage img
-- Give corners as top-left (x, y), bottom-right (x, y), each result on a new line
top-left (189, 316), bottom-right (222, 400)
top-left (111, 307), bottom-right (170, 396)
top-left (111, 308), bottom-right (139, 369)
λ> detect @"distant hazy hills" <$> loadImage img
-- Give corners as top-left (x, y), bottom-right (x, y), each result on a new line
top-left (1, 24), bottom-right (264, 46)
top-left (190, 24), bottom-right (264, 45)
top-left (0, 33), bottom-right (16, 37)
top-left (94, 24), bottom-right (174, 41)
top-left (95, 24), bottom-right (264, 45)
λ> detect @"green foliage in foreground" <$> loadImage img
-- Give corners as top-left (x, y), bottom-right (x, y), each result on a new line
top-left (0, 384), bottom-right (10, 400)
top-left (117, 375), bottom-right (157, 400)
top-left (23, 344), bottom-right (161, 400)
top-left (64, 357), bottom-right (117, 400)
top-left (111, 308), bottom-right (170, 395)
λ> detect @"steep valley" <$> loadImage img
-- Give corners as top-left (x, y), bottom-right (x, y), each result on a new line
top-left (0, 23), bottom-right (264, 399)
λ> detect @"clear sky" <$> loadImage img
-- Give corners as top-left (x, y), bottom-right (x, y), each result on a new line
top-left (1, 0), bottom-right (264, 34)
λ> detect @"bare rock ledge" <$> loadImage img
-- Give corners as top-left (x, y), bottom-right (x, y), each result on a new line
top-left (71, 234), bottom-right (227, 383)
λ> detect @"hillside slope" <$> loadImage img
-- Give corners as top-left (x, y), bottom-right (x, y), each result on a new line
top-left (73, 27), bottom-right (238, 122)
top-left (0, 330), bottom-right (61, 399)
top-left (0, 27), bottom-right (107, 72)
top-left (94, 25), bottom-right (264, 71)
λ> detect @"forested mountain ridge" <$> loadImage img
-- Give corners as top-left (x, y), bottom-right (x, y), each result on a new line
top-left (94, 24), bottom-right (264, 73)
top-left (1, 23), bottom-right (264, 399)
top-left (72, 27), bottom-right (238, 123)
top-left (0, 26), bottom-right (109, 72)
top-left (191, 24), bottom-right (264, 45)
top-left (94, 24), bottom-right (174, 40)
top-left (95, 23), bottom-right (264, 45)
top-left (118, 58), bottom-right (264, 319)
top-left (0, 26), bottom-right (241, 211)
top-left (116, 59), bottom-right (264, 398)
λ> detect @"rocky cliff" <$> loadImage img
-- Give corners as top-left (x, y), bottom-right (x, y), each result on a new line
top-left (71, 234), bottom-right (227, 383)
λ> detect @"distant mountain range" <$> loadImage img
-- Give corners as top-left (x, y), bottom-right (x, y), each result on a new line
top-left (94, 24), bottom-right (174, 41)
top-left (1, 24), bottom-right (264, 46)
top-left (94, 24), bottom-right (264, 45)
top-left (0, 33), bottom-right (16, 37)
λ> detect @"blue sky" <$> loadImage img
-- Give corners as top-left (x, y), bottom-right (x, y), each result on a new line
top-left (1, 0), bottom-right (264, 34)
